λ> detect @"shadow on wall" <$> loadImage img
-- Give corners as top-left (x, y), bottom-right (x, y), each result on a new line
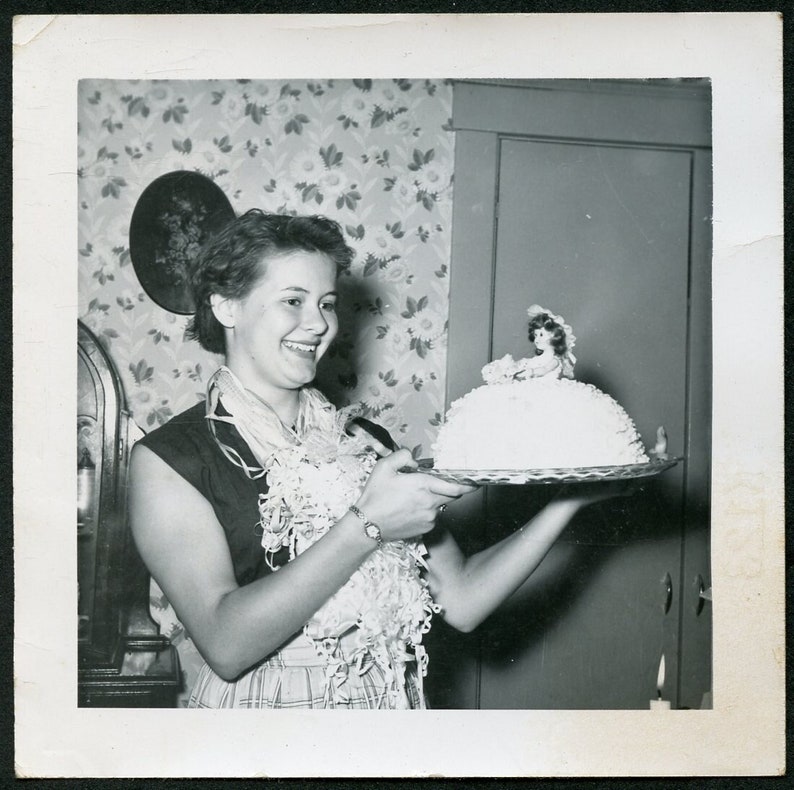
top-left (315, 270), bottom-right (384, 408)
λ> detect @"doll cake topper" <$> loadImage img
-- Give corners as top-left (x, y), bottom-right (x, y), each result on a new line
top-left (482, 304), bottom-right (577, 384)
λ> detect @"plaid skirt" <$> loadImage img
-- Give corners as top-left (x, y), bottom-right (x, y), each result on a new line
top-left (187, 630), bottom-right (425, 709)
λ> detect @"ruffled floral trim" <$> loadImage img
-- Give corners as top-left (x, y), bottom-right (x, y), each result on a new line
top-left (256, 402), bottom-right (439, 708)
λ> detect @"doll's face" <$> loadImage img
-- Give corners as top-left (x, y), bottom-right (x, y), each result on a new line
top-left (533, 326), bottom-right (553, 352)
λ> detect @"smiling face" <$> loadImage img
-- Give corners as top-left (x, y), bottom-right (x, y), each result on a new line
top-left (216, 250), bottom-right (339, 415)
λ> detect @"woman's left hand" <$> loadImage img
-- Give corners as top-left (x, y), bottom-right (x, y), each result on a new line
top-left (552, 479), bottom-right (643, 508)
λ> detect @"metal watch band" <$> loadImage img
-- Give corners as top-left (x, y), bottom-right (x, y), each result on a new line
top-left (348, 504), bottom-right (383, 548)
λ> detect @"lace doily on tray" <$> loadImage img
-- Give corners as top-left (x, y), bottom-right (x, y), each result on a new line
top-left (412, 457), bottom-right (681, 485)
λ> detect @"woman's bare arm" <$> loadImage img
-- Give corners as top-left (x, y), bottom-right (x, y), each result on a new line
top-left (129, 445), bottom-right (470, 680)
top-left (424, 486), bottom-right (628, 632)
top-left (129, 444), bottom-right (380, 679)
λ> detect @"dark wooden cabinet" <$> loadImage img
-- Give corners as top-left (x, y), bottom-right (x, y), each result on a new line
top-left (425, 79), bottom-right (711, 710)
top-left (77, 321), bottom-right (181, 707)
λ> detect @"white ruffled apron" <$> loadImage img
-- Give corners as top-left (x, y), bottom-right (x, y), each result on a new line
top-left (188, 367), bottom-right (437, 710)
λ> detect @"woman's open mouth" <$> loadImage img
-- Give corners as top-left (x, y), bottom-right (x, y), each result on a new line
top-left (283, 340), bottom-right (318, 356)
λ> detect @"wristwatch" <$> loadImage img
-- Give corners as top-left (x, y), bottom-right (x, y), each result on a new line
top-left (348, 504), bottom-right (383, 548)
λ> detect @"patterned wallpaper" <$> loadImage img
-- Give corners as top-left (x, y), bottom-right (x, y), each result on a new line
top-left (78, 78), bottom-right (456, 457)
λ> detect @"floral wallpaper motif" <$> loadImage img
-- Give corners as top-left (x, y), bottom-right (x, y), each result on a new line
top-left (78, 78), bottom-right (456, 705)
top-left (78, 78), bottom-right (455, 458)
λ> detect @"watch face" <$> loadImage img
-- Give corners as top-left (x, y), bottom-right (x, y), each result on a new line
top-left (365, 523), bottom-right (380, 541)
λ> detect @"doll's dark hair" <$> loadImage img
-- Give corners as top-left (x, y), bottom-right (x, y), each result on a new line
top-left (186, 209), bottom-right (354, 354)
top-left (527, 312), bottom-right (569, 357)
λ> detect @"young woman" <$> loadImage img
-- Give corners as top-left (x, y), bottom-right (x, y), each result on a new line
top-left (130, 210), bottom-right (616, 709)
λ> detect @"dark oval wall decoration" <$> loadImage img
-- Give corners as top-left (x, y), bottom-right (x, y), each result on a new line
top-left (129, 171), bottom-right (236, 314)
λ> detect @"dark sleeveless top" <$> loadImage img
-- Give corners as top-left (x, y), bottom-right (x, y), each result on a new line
top-left (137, 400), bottom-right (282, 586)
top-left (137, 399), bottom-right (398, 588)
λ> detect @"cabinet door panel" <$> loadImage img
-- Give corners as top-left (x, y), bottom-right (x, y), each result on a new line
top-left (477, 138), bottom-right (693, 708)
top-left (444, 81), bottom-right (712, 711)
top-left (478, 485), bottom-right (684, 709)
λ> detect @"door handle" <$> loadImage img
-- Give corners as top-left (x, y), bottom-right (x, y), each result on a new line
top-left (694, 574), bottom-right (711, 616)
top-left (662, 572), bottom-right (673, 614)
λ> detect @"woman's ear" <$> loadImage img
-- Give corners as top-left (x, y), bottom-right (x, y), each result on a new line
top-left (210, 294), bottom-right (237, 329)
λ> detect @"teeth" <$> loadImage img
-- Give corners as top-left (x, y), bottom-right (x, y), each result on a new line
top-left (284, 341), bottom-right (316, 353)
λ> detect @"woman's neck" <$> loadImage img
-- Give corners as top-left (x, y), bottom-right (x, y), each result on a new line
top-left (224, 365), bottom-right (301, 427)
top-left (249, 387), bottom-right (300, 428)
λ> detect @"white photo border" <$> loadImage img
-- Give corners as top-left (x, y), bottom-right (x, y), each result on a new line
top-left (13, 12), bottom-right (784, 778)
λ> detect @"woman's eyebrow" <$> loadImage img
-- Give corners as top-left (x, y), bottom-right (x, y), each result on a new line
top-left (280, 286), bottom-right (339, 297)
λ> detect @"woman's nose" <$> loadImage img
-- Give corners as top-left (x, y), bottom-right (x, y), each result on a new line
top-left (302, 303), bottom-right (329, 335)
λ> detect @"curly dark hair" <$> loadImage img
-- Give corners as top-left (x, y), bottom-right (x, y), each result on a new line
top-left (527, 311), bottom-right (569, 356)
top-left (185, 209), bottom-right (354, 354)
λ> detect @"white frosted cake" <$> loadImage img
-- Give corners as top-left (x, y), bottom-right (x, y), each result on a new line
top-left (433, 378), bottom-right (648, 470)
top-left (432, 305), bottom-right (649, 471)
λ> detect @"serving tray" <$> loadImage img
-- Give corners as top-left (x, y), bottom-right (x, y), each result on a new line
top-left (409, 457), bottom-right (681, 485)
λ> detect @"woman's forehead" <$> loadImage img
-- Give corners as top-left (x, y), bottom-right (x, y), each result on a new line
top-left (254, 249), bottom-right (337, 286)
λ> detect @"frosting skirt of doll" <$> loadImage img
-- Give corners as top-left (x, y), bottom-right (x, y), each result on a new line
top-left (433, 377), bottom-right (649, 470)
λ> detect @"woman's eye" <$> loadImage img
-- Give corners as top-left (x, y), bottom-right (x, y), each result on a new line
top-left (321, 301), bottom-right (337, 312)
top-left (285, 298), bottom-right (301, 307)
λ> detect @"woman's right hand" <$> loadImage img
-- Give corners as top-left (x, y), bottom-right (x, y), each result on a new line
top-left (353, 449), bottom-right (476, 541)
